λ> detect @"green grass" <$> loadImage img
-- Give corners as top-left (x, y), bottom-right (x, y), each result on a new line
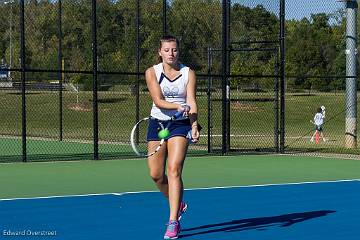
top-left (0, 137), bottom-right (140, 162)
top-left (0, 154), bottom-right (359, 199)
top-left (0, 89), bottom-right (358, 157)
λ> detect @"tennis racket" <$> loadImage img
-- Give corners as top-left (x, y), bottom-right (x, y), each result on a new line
top-left (130, 108), bottom-right (188, 157)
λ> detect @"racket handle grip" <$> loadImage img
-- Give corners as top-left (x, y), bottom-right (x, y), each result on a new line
top-left (181, 104), bottom-right (191, 112)
top-left (173, 105), bottom-right (190, 120)
top-left (186, 130), bottom-right (192, 141)
top-left (187, 129), bottom-right (200, 144)
top-left (173, 111), bottom-right (184, 120)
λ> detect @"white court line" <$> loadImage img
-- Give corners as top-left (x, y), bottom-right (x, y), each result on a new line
top-left (113, 178), bottom-right (360, 196)
top-left (0, 193), bottom-right (115, 202)
top-left (1, 179), bottom-right (359, 202)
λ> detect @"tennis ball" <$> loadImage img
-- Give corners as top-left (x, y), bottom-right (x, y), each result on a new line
top-left (158, 129), bottom-right (170, 139)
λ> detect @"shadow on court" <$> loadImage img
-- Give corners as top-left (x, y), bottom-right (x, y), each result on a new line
top-left (180, 210), bottom-right (335, 238)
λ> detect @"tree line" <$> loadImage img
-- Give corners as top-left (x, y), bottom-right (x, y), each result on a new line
top-left (0, 0), bottom-right (354, 91)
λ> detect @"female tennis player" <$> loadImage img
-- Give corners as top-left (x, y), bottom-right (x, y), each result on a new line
top-left (145, 35), bottom-right (199, 239)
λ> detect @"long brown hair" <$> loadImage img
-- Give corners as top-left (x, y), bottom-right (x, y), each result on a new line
top-left (157, 35), bottom-right (180, 63)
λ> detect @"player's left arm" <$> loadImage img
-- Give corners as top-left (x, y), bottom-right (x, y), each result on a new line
top-left (186, 69), bottom-right (200, 141)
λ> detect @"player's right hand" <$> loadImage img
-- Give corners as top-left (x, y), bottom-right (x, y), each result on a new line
top-left (178, 104), bottom-right (190, 114)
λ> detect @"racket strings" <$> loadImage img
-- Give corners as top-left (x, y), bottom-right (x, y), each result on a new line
top-left (130, 118), bottom-right (150, 156)
top-left (131, 117), bottom-right (165, 157)
top-left (131, 110), bottom-right (188, 157)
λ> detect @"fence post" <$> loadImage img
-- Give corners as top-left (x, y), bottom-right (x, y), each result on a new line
top-left (20, 0), bottom-right (27, 162)
top-left (274, 46), bottom-right (280, 153)
top-left (279, 0), bottom-right (286, 153)
top-left (163, 0), bottom-right (167, 35)
top-left (135, 0), bottom-right (140, 141)
top-left (344, 0), bottom-right (358, 148)
top-left (58, 0), bottom-right (63, 142)
top-left (221, 0), bottom-right (230, 154)
top-left (92, 0), bottom-right (99, 160)
top-left (207, 47), bottom-right (213, 153)
top-left (226, 0), bottom-right (231, 152)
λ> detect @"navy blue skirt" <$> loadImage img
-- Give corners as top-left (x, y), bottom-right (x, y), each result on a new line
top-left (147, 118), bottom-right (191, 141)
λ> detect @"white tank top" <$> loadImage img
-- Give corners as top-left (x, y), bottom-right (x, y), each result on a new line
top-left (314, 112), bottom-right (324, 126)
top-left (150, 63), bottom-right (189, 120)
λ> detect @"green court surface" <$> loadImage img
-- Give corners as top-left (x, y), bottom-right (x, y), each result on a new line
top-left (0, 137), bottom-right (208, 162)
top-left (1, 154), bottom-right (360, 200)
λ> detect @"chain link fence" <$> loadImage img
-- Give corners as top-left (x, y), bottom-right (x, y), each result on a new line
top-left (0, 0), bottom-right (357, 162)
top-left (284, 0), bottom-right (358, 156)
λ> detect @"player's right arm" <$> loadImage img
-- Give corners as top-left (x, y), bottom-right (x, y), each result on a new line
top-left (145, 67), bottom-right (184, 112)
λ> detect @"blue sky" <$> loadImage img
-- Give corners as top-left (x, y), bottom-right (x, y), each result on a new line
top-left (237, 0), bottom-right (346, 20)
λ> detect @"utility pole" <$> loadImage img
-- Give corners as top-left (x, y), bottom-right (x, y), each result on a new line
top-left (341, 0), bottom-right (358, 148)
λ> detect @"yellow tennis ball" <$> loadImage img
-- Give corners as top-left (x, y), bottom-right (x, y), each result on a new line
top-left (158, 129), bottom-right (170, 139)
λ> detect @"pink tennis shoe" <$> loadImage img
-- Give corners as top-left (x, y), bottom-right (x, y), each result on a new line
top-left (164, 220), bottom-right (180, 239)
top-left (163, 201), bottom-right (187, 239)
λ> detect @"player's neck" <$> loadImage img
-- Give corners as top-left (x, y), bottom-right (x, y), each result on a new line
top-left (162, 62), bottom-right (180, 72)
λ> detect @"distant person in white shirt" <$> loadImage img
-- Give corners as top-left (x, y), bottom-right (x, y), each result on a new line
top-left (311, 106), bottom-right (326, 142)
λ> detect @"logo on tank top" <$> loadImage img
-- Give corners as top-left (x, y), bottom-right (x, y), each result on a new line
top-left (163, 86), bottom-right (179, 98)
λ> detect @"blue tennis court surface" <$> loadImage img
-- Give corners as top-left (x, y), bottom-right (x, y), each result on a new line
top-left (1, 180), bottom-right (359, 240)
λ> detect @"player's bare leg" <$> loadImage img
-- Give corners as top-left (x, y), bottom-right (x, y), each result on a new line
top-left (166, 136), bottom-right (188, 221)
top-left (148, 141), bottom-right (169, 198)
